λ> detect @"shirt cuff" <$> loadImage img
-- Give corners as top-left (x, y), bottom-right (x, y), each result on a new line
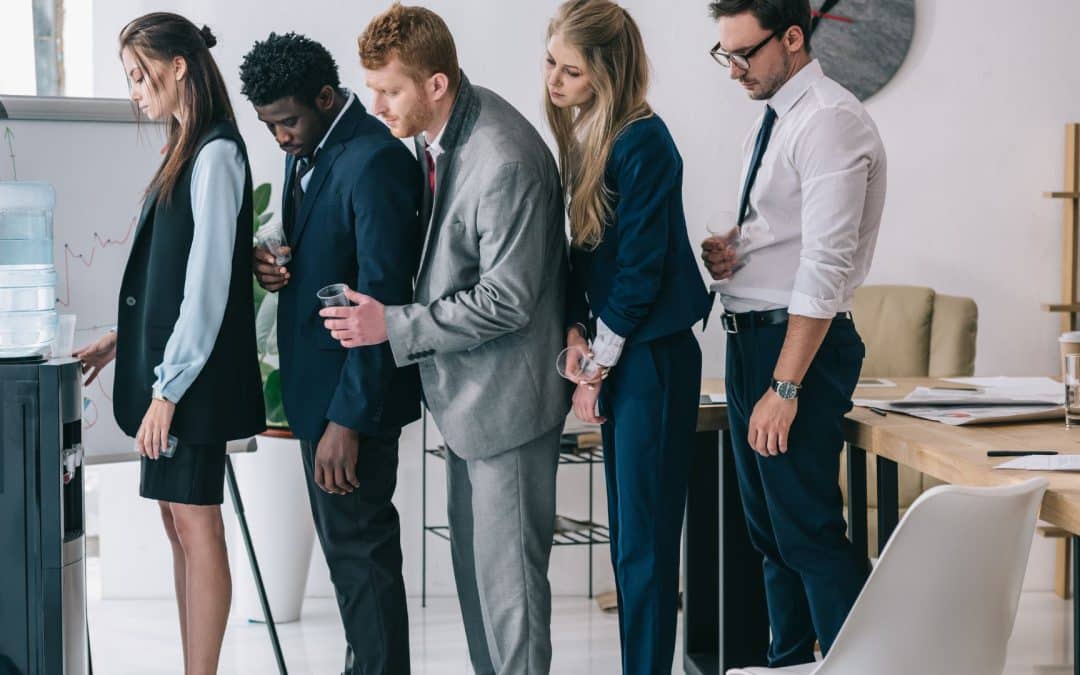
top-left (592, 318), bottom-right (626, 368)
top-left (150, 381), bottom-right (175, 403)
top-left (788, 290), bottom-right (843, 319)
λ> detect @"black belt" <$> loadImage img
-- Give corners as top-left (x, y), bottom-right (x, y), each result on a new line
top-left (721, 309), bottom-right (853, 335)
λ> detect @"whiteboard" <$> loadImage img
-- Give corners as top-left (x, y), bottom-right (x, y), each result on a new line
top-left (2, 116), bottom-right (164, 457)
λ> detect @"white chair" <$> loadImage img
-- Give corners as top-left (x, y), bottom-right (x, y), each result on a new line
top-left (727, 478), bottom-right (1049, 675)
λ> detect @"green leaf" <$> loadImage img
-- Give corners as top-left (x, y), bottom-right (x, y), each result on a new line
top-left (257, 211), bottom-right (274, 227)
top-left (252, 277), bottom-right (267, 309)
top-left (259, 360), bottom-right (276, 380)
top-left (253, 183), bottom-right (272, 216)
top-left (263, 369), bottom-right (288, 427)
top-left (255, 291), bottom-right (278, 356)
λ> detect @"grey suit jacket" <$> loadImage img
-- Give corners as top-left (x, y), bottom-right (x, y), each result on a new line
top-left (385, 75), bottom-right (571, 459)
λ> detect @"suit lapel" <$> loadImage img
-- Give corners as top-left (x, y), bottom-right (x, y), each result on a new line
top-left (415, 75), bottom-right (480, 275)
top-left (289, 143), bottom-right (344, 248)
top-left (288, 94), bottom-right (365, 249)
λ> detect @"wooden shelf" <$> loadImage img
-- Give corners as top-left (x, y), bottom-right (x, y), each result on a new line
top-left (1044, 303), bottom-right (1080, 313)
top-left (1044, 191), bottom-right (1080, 199)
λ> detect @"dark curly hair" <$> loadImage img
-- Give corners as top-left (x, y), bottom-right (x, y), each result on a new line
top-left (239, 32), bottom-right (341, 107)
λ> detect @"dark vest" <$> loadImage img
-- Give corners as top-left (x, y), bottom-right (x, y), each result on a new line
top-left (113, 121), bottom-right (266, 443)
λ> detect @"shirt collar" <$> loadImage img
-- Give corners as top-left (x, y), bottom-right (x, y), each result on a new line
top-left (767, 59), bottom-right (823, 118)
top-left (313, 88), bottom-right (355, 156)
top-left (424, 120), bottom-right (449, 159)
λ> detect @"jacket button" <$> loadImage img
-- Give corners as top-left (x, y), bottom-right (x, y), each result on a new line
top-left (125, 296), bottom-right (137, 306)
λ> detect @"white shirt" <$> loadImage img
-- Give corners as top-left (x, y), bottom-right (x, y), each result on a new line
top-left (719, 59), bottom-right (887, 318)
top-left (301, 89), bottom-right (356, 192)
top-left (152, 138), bottom-right (244, 402)
top-left (423, 121), bottom-right (448, 162)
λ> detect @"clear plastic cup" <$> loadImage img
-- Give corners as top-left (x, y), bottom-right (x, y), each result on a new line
top-left (317, 283), bottom-right (351, 307)
top-left (556, 344), bottom-right (601, 382)
top-left (134, 434), bottom-right (179, 458)
top-left (254, 222), bottom-right (291, 265)
top-left (52, 313), bottom-right (76, 358)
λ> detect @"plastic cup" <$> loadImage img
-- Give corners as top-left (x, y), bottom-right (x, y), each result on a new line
top-left (1060, 332), bottom-right (1080, 380)
top-left (317, 283), bottom-right (352, 307)
top-left (255, 222), bottom-right (291, 265)
top-left (52, 314), bottom-right (76, 358)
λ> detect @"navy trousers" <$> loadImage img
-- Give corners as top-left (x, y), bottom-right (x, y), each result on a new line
top-left (300, 431), bottom-right (410, 675)
top-left (725, 316), bottom-right (870, 667)
top-left (599, 329), bottom-right (701, 675)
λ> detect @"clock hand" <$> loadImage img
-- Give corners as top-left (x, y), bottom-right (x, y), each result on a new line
top-left (811, 0), bottom-right (849, 33)
top-left (812, 10), bottom-right (854, 23)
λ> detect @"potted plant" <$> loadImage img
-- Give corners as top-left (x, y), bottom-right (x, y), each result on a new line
top-left (227, 182), bottom-right (315, 624)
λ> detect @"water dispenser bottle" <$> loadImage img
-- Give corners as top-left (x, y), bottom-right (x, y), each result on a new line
top-left (0, 181), bottom-right (58, 358)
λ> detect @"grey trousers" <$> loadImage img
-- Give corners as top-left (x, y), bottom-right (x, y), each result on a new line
top-left (445, 424), bottom-right (562, 675)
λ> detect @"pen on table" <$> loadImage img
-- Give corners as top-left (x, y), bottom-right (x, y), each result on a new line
top-left (867, 407), bottom-right (888, 417)
top-left (929, 385), bottom-right (980, 392)
top-left (986, 450), bottom-right (1059, 457)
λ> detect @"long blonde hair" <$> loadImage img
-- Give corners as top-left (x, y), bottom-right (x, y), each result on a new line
top-left (545, 0), bottom-right (652, 250)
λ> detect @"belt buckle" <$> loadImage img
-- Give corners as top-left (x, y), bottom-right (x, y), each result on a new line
top-left (722, 313), bottom-right (739, 335)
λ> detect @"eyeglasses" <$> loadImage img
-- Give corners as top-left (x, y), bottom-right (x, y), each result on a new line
top-left (709, 30), bottom-right (781, 70)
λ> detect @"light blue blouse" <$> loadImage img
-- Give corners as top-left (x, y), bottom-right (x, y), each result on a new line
top-left (151, 139), bottom-right (244, 403)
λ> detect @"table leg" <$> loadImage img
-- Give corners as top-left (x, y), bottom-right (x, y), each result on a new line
top-left (1074, 536), bottom-right (1079, 675)
top-left (683, 429), bottom-right (768, 674)
top-left (846, 444), bottom-right (868, 559)
top-left (876, 456), bottom-right (900, 553)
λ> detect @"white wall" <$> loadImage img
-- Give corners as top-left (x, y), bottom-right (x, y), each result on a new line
top-left (77, 0), bottom-right (1080, 599)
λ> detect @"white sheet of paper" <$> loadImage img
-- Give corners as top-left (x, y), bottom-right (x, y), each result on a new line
top-left (708, 393), bottom-right (727, 404)
top-left (994, 455), bottom-right (1080, 471)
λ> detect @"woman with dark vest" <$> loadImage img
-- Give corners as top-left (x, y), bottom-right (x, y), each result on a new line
top-left (544, 2), bottom-right (712, 673)
top-left (73, 13), bottom-right (264, 674)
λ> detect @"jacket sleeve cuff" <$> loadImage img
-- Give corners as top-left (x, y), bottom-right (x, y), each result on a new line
top-left (385, 304), bottom-right (436, 367)
top-left (326, 398), bottom-right (383, 437)
top-left (596, 307), bottom-right (636, 342)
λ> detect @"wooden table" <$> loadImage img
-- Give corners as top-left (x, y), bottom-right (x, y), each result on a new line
top-left (686, 377), bottom-right (1080, 675)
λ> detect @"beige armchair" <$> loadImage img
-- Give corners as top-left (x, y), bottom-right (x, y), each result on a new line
top-left (840, 285), bottom-right (978, 556)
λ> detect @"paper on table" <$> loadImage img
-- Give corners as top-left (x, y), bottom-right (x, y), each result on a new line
top-left (994, 455), bottom-right (1080, 471)
top-left (852, 399), bottom-right (1063, 426)
top-left (857, 378), bottom-right (896, 388)
top-left (887, 378), bottom-right (1064, 408)
top-left (708, 392), bottom-right (726, 404)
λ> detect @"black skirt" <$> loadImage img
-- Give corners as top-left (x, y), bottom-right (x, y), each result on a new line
top-left (139, 440), bottom-right (227, 505)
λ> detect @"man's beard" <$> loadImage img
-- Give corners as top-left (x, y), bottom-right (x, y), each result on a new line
top-left (751, 51), bottom-right (794, 101)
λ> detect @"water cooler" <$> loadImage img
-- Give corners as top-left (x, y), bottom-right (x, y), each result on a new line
top-left (1, 180), bottom-right (89, 673)
top-left (0, 357), bottom-right (88, 675)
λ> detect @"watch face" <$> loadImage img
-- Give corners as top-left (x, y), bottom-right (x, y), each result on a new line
top-left (776, 381), bottom-right (799, 400)
top-left (809, 0), bottom-right (916, 101)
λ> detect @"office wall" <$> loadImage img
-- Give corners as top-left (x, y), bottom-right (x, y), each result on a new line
top-left (81, 0), bottom-right (1080, 598)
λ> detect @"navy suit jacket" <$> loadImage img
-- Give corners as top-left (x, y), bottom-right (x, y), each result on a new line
top-left (276, 97), bottom-right (424, 441)
top-left (567, 115), bottom-right (711, 344)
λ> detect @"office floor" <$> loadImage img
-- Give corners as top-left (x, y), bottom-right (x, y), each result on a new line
top-left (87, 562), bottom-right (1074, 674)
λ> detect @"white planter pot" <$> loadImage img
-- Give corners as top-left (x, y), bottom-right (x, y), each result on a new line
top-left (226, 432), bottom-right (314, 623)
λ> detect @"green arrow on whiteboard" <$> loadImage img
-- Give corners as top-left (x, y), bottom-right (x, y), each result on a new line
top-left (3, 127), bottom-right (15, 180)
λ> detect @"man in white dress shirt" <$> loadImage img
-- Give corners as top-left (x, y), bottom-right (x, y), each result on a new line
top-left (701, 0), bottom-right (887, 667)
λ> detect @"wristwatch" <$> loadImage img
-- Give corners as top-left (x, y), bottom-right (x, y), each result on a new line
top-left (771, 379), bottom-right (802, 401)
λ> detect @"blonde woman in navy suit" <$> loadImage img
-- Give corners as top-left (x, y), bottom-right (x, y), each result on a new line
top-left (544, 2), bottom-right (711, 673)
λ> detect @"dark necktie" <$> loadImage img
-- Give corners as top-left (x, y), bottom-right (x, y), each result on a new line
top-left (737, 104), bottom-right (777, 227)
top-left (287, 155), bottom-right (314, 238)
top-left (424, 147), bottom-right (436, 198)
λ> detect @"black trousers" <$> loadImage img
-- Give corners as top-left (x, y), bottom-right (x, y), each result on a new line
top-left (301, 431), bottom-right (409, 675)
top-left (725, 316), bottom-right (870, 667)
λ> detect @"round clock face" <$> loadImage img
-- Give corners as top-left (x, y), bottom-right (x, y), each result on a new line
top-left (809, 0), bottom-right (916, 101)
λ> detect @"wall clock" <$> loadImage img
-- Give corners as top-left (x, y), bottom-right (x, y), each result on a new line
top-left (809, 0), bottom-right (915, 101)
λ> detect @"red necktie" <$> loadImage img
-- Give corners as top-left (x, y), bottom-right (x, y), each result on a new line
top-left (425, 147), bottom-right (436, 198)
